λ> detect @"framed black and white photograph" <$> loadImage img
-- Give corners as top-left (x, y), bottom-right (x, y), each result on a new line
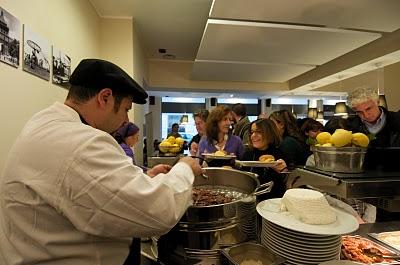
top-left (0, 7), bottom-right (20, 68)
top-left (23, 25), bottom-right (50, 80)
top-left (52, 47), bottom-right (71, 88)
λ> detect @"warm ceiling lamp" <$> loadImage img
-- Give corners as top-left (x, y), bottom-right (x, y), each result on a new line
top-left (180, 114), bottom-right (189, 124)
top-left (307, 108), bottom-right (317, 119)
top-left (334, 102), bottom-right (348, 116)
top-left (316, 111), bottom-right (324, 120)
top-left (379, 94), bottom-right (388, 108)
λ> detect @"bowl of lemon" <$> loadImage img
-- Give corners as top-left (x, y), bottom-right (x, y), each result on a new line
top-left (312, 129), bottom-right (370, 173)
top-left (158, 136), bottom-right (185, 155)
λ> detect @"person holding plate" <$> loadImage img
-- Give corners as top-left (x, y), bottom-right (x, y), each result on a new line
top-left (241, 118), bottom-right (288, 199)
top-left (197, 105), bottom-right (245, 167)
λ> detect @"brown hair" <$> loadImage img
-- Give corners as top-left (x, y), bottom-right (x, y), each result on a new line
top-left (205, 105), bottom-right (232, 144)
top-left (300, 119), bottom-right (323, 135)
top-left (247, 118), bottom-right (282, 150)
top-left (270, 110), bottom-right (304, 143)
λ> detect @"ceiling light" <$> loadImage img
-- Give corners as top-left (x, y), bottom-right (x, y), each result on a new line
top-left (379, 95), bottom-right (388, 108)
top-left (334, 102), bottom-right (348, 116)
top-left (162, 54), bottom-right (176, 59)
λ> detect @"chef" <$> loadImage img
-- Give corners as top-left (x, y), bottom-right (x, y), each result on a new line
top-left (0, 58), bottom-right (203, 265)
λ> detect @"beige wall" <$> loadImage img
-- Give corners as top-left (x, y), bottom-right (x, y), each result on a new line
top-left (98, 18), bottom-right (148, 165)
top-left (384, 62), bottom-right (400, 111)
top-left (0, 0), bottom-right (100, 170)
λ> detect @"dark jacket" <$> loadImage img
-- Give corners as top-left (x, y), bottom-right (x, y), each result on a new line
top-left (347, 107), bottom-right (400, 147)
top-left (279, 136), bottom-right (309, 168)
top-left (242, 146), bottom-right (287, 199)
top-left (234, 116), bottom-right (251, 144)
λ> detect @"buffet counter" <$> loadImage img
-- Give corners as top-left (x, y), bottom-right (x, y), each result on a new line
top-left (287, 167), bottom-right (400, 212)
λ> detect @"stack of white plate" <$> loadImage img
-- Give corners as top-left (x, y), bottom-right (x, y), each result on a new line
top-left (238, 196), bottom-right (257, 240)
top-left (256, 198), bottom-right (359, 265)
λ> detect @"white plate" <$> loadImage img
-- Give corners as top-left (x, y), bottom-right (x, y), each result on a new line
top-left (202, 153), bottom-right (236, 160)
top-left (236, 160), bottom-right (279, 167)
top-left (257, 198), bottom-right (359, 235)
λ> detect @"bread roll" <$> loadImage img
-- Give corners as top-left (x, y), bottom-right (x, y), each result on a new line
top-left (214, 150), bottom-right (226, 156)
top-left (259, 154), bottom-right (275, 162)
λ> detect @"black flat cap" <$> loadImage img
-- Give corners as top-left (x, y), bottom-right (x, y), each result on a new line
top-left (69, 59), bottom-right (148, 104)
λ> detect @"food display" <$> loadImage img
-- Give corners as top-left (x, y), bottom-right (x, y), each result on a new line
top-left (369, 231), bottom-right (400, 252)
top-left (280, 188), bottom-right (337, 225)
top-left (259, 154), bottom-right (275, 162)
top-left (158, 136), bottom-right (184, 154)
top-left (315, 129), bottom-right (369, 148)
top-left (341, 235), bottom-right (397, 264)
top-left (192, 187), bottom-right (234, 206)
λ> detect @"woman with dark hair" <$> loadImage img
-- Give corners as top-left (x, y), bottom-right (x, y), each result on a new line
top-left (242, 119), bottom-right (288, 198)
top-left (300, 118), bottom-right (324, 148)
top-left (269, 110), bottom-right (308, 168)
top-left (198, 105), bottom-right (245, 161)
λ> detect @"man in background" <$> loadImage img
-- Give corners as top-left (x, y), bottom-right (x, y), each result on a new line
top-left (232, 103), bottom-right (251, 144)
top-left (347, 86), bottom-right (400, 147)
top-left (347, 86), bottom-right (400, 222)
top-left (189, 109), bottom-right (209, 156)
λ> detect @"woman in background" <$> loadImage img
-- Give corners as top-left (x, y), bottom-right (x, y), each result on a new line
top-left (242, 119), bottom-right (288, 199)
top-left (113, 121), bottom-right (142, 265)
top-left (198, 105), bottom-right (245, 165)
top-left (300, 118), bottom-right (324, 149)
top-left (270, 110), bottom-right (309, 168)
top-left (114, 122), bottom-right (141, 165)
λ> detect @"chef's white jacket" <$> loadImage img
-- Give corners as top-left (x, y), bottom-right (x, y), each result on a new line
top-left (0, 102), bottom-right (194, 265)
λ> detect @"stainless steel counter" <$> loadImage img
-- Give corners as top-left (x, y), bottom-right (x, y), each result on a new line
top-left (287, 167), bottom-right (400, 212)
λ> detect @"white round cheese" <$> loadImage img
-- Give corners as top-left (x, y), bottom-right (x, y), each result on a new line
top-left (280, 188), bottom-right (337, 225)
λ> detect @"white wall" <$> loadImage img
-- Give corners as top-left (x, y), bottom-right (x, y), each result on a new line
top-left (0, 0), bottom-right (101, 170)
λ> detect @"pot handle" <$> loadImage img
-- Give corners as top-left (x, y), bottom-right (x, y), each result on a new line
top-left (254, 181), bottom-right (273, 196)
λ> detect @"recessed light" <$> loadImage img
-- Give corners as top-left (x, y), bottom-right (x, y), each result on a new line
top-left (162, 54), bottom-right (176, 60)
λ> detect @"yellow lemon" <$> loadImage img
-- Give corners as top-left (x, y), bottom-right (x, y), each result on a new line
top-left (331, 129), bottom-right (353, 147)
top-left (322, 143), bottom-right (333, 147)
top-left (159, 141), bottom-right (172, 147)
top-left (169, 144), bottom-right (181, 153)
top-left (316, 132), bottom-right (332, 145)
top-left (175, 137), bottom-right (185, 146)
top-left (167, 136), bottom-right (176, 144)
top-left (352, 132), bottom-right (370, 147)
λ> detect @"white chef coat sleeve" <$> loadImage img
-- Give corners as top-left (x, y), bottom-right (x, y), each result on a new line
top-left (56, 134), bottom-right (194, 238)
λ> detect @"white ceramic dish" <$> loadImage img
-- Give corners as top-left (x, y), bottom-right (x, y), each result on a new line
top-left (202, 153), bottom-right (236, 160)
top-left (257, 198), bottom-right (359, 235)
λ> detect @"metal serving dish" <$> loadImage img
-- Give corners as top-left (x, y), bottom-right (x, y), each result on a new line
top-left (313, 146), bottom-right (367, 173)
top-left (221, 242), bottom-right (285, 265)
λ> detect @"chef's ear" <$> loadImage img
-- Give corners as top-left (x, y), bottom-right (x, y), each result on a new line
top-left (97, 88), bottom-right (113, 107)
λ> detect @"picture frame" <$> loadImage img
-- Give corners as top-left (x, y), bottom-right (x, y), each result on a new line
top-left (0, 7), bottom-right (20, 68)
top-left (23, 25), bottom-right (50, 80)
top-left (52, 46), bottom-right (71, 88)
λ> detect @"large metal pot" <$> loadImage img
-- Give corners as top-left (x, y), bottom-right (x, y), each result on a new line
top-left (182, 167), bottom-right (271, 224)
top-left (158, 168), bottom-right (272, 265)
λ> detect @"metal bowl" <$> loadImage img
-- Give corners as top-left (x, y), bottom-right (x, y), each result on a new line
top-left (221, 242), bottom-right (285, 265)
top-left (313, 146), bottom-right (367, 173)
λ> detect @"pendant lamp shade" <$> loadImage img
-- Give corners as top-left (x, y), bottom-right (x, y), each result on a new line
top-left (307, 108), bottom-right (317, 119)
top-left (379, 94), bottom-right (388, 109)
top-left (334, 102), bottom-right (348, 116)
top-left (180, 114), bottom-right (189, 124)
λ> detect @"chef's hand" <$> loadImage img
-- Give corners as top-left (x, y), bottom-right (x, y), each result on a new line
top-left (147, 164), bottom-right (172, 178)
top-left (179, 156), bottom-right (203, 177)
top-left (271, 159), bottom-right (288, 173)
top-left (190, 142), bottom-right (198, 156)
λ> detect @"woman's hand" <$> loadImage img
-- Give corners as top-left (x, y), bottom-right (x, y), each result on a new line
top-left (147, 164), bottom-right (172, 178)
top-left (272, 159), bottom-right (288, 173)
top-left (190, 142), bottom-right (198, 156)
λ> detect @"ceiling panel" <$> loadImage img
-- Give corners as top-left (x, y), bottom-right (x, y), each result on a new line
top-left (196, 19), bottom-right (381, 66)
top-left (210, 0), bottom-right (400, 32)
top-left (191, 60), bottom-right (314, 82)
